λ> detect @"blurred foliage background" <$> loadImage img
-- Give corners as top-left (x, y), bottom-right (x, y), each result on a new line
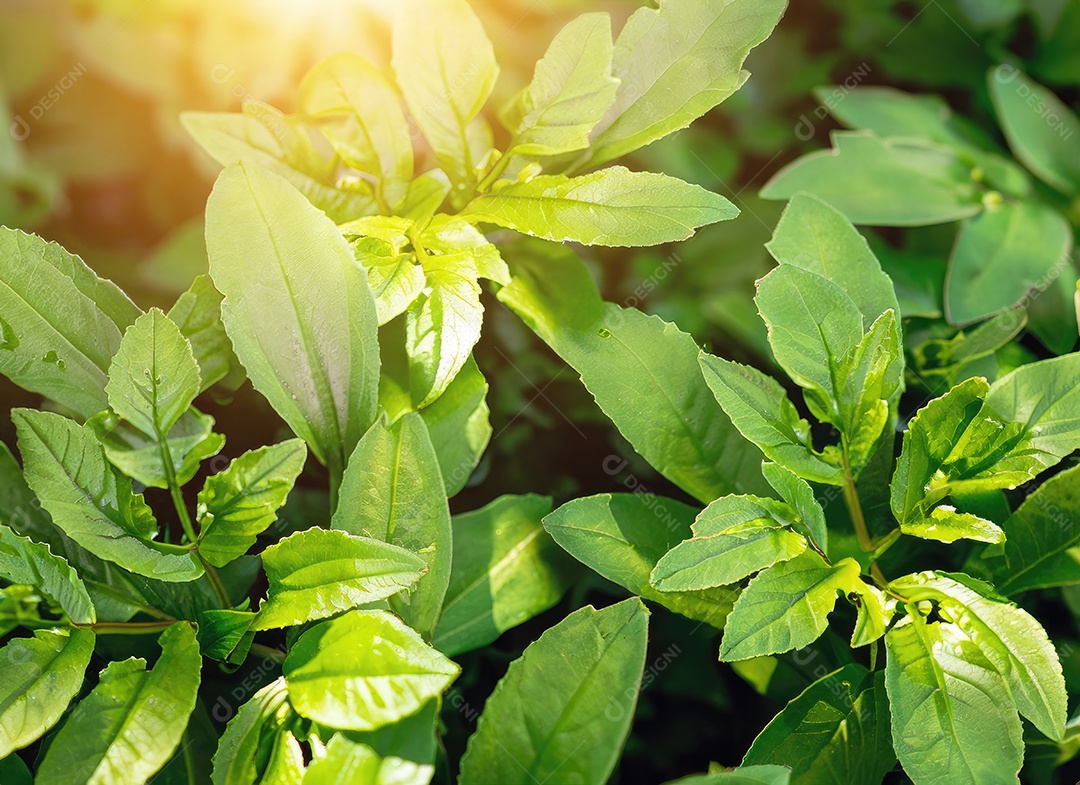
top-left (1, 1), bottom-right (1078, 781)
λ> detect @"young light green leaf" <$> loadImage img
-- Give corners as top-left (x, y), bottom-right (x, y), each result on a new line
top-left (332, 414), bottom-right (451, 638)
top-left (459, 599), bottom-right (649, 785)
top-left (303, 735), bottom-right (428, 785)
top-left (544, 494), bottom-right (738, 629)
top-left (167, 274), bottom-right (239, 392)
top-left (889, 572), bottom-right (1067, 740)
top-left (893, 356), bottom-right (1080, 528)
top-left (254, 527), bottom-right (425, 630)
top-left (945, 200), bottom-right (1072, 325)
top-left (13, 409), bottom-right (202, 582)
top-left (420, 214), bottom-right (510, 285)
top-left (720, 551), bottom-right (861, 661)
top-left (391, 0), bottom-right (497, 188)
top-left (0, 228), bottom-right (141, 419)
top-left (462, 167), bottom-right (737, 247)
top-left (211, 678), bottom-right (292, 785)
top-left (765, 193), bottom-right (900, 327)
top-left (181, 110), bottom-right (373, 223)
top-left (885, 613), bottom-right (1023, 785)
top-left (106, 308), bottom-right (200, 441)
top-left (837, 310), bottom-right (903, 471)
top-left (503, 13), bottom-right (618, 157)
top-left (979, 464), bottom-right (1080, 594)
top-left (0, 523), bottom-right (94, 623)
top-left (742, 664), bottom-right (895, 784)
top-left (0, 629), bottom-right (95, 758)
top-left (356, 242), bottom-right (425, 326)
top-left (500, 243), bottom-right (767, 502)
top-left (433, 494), bottom-right (572, 656)
top-left (406, 252), bottom-right (484, 407)
top-left (87, 409), bottom-right (225, 490)
top-left (196, 439), bottom-right (307, 568)
top-left (585, 0), bottom-right (787, 167)
top-left (760, 133), bottom-right (983, 226)
top-left (698, 354), bottom-right (842, 486)
top-left (988, 66), bottom-right (1080, 194)
top-left (283, 610), bottom-right (459, 731)
top-left (851, 583), bottom-right (892, 648)
top-left (35, 623), bottom-right (201, 785)
top-left (761, 462), bottom-right (828, 550)
top-left (900, 505), bottom-right (1005, 545)
top-left (651, 495), bottom-right (806, 592)
top-left (301, 52), bottom-right (413, 211)
top-left (205, 161), bottom-right (380, 483)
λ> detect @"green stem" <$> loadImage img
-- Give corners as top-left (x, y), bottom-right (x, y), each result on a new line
top-left (198, 552), bottom-right (232, 609)
top-left (84, 581), bottom-right (175, 621)
top-left (158, 434), bottom-right (198, 544)
top-left (250, 643), bottom-right (287, 664)
top-left (74, 620), bottom-right (177, 635)
top-left (841, 452), bottom-right (873, 553)
top-left (476, 149), bottom-right (514, 194)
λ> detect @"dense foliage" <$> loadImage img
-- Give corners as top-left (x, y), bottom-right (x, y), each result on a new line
top-left (0, 0), bottom-right (1078, 784)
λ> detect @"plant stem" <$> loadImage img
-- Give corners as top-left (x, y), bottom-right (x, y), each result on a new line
top-left (73, 620), bottom-right (177, 635)
top-left (476, 148), bottom-right (515, 193)
top-left (158, 435), bottom-right (198, 544)
top-left (841, 453), bottom-right (873, 553)
top-left (250, 643), bottom-right (287, 664)
top-left (198, 553), bottom-right (232, 609)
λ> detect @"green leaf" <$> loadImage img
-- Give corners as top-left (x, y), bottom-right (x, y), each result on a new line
top-left (391, 0), bottom-right (497, 188)
top-left (283, 610), bottom-right (459, 731)
top-left (664, 767), bottom-right (792, 785)
top-left (584, 0), bottom-right (787, 167)
top-left (889, 572), bottom-right (1067, 740)
top-left (87, 409), bottom-right (225, 490)
top-left (301, 52), bottom-right (413, 211)
top-left (761, 463), bottom-right (828, 550)
top-left (197, 608), bottom-right (255, 663)
top-left (0, 523), bottom-right (94, 623)
top-left (0, 754), bottom-right (31, 785)
top-left (420, 214), bottom-right (510, 285)
top-left (0, 228), bottom-right (141, 419)
top-left (304, 735), bottom-right (429, 785)
top-left (502, 13), bottom-right (618, 158)
top-left (459, 599), bottom-right (649, 785)
top-left (885, 613), bottom-right (1023, 785)
top-left (544, 494), bottom-right (738, 629)
top-left (433, 494), bottom-right (572, 656)
top-left (988, 66), bottom-right (1080, 194)
top-left (698, 354), bottom-right (842, 485)
top-left (181, 110), bottom-right (373, 223)
top-left (167, 274), bottom-right (238, 392)
top-left (420, 355), bottom-right (490, 496)
top-left (462, 167), bottom-right (736, 247)
top-left (765, 193), bottom-right (900, 332)
top-left (944, 200), bottom-right (1072, 325)
top-left (755, 265), bottom-right (864, 422)
top-left (760, 133), bottom-right (982, 226)
top-left (36, 623), bottom-right (201, 785)
top-left (900, 506), bottom-right (1005, 545)
top-left (205, 161), bottom-right (380, 481)
top-left (255, 528), bottom-right (425, 630)
top-left (979, 464), bottom-right (1080, 594)
top-left (893, 356), bottom-right (1080, 529)
top-left (354, 241), bottom-right (424, 327)
top-left (106, 308), bottom-right (200, 441)
top-left (0, 629), bottom-right (95, 758)
top-left (720, 551), bottom-right (861, 661)
top-left (742, 664), bottom-right (895, 784)
top-left (13, 409), bottom-right (203, 582)
top-left (406, 252), bottom-right (484, 407)
top-left (196, 439), bottom-right (307, 568)
top-left (211, 678), bottom-right (291, 785)
top-left (651, 495), bottom-right (806, 592)
top-left (500, 242), bottom-right (766, 502)
top-left (332, 414), bottom-right (451, 637)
